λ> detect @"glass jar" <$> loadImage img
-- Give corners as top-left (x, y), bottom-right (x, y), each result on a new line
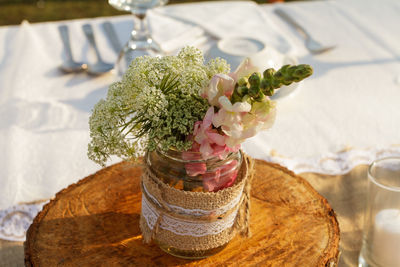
top-left (144, 147), bottom-right (242, 259)
top-left (358, 157), bottom-right (400, 267)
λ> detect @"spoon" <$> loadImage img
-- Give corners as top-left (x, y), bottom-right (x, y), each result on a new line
top-left (82, 24), bottom-right (114, 76)
top-left (58, 25), bottom-right (87, 73)
top-left (274, 8), bottom-right (336, 55)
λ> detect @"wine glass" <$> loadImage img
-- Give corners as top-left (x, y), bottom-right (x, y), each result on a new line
top-left (109, 0), bottom-right (168, 76)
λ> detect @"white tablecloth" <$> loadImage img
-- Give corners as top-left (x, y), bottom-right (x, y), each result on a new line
top-left (0, 0), bottom-right (399, 236)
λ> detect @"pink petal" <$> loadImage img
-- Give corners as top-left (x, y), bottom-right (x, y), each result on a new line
top-left (202, 160), bottom-right (239, 192)
top-left (219, 75), bottom-right (235, 96)
top-left (218, 160), bottom-right (239, 189)
top-left (191, 141), bottom-right (201, 151)
top-left (199, 140), bottom-right (213, 158)
top-left (206, 131), bottom-right (226, 146)
top-left (205, 74), bottom-right (234, 105)
top-left (203, 107), bottom-right (214, 128)
top-left (221, 170), bottom-right (239, 189)
top-left (211, 145), bottom-right (226, 157)
top-left (202, 169), bottom-right (221, 192)
top-left (193, 121), bottom-right (202, 135)
top-left (220, 160), bottom-right (238, 172)
top-left (185, 162), bottom-right (207, 176)
top-left (182, 140), bottom-right (201, 161)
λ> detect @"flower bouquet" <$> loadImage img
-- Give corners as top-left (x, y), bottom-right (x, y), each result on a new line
top-left (88, 47), bottom-right (312, 258)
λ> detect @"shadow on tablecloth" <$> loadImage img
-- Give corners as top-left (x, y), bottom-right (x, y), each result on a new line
top-left (302, 165), bottom-right (368, 267)
top-left (0, 239), bottom-right (24, 267)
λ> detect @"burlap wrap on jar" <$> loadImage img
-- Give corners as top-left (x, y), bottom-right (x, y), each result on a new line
top-left (140, 153), bottom-right (254, 251)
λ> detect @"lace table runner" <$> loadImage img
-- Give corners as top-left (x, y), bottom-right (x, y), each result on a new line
top-left (259, 145), bottom-right (400, 175)
top-left (0, 201), bottom-right (48, 242)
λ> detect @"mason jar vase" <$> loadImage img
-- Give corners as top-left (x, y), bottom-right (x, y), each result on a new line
top-left (143, 147), bottom-right (243, 259)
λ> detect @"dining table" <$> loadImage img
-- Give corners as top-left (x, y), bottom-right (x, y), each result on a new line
top-left (0, 0), bottom-right (399, 266)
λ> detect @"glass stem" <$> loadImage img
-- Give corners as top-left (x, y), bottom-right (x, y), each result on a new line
top-left (131, 13), bottom-right (150, 43)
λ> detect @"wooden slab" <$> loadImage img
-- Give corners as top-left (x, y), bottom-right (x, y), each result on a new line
top-left (24, 160), bottom-right (340, 266)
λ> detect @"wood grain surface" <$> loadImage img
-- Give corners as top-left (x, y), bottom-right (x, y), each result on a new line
top-left (24, 159), bottom-right (340, 266)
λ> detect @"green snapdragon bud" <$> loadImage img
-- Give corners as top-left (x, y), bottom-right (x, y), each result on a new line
top-left (273, 65), bottom-right (287, 81)
top-left (237, 77), bottom-right (248, 87)
top-left (274, 64), bottom-right (313, 86)
top-left (236, 85), bottom-right (248, 96)
top-left (260, 68), bottom-right (277, 94)
top-left (231, 91), bottom-right (242, 103)
top-left (249, 85), bottom-right (261, 98)
top-left (263, 68), bottom-right (275, 79)
top-left (241, 95), bottom-right (252, 104)
top-left (231, 64), bottom-right (313, 104)
top-left (291, 64), bottom-right (313, 81)
top-left (253, 91), bottom-right (265, 101)
top-left (263, 86), bottom-right (274, 97)
top-left (248, 72), bottom-right (261, 88)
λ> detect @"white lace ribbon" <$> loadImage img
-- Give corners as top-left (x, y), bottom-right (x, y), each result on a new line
top-left (141, 193), bottom-right (239, 237)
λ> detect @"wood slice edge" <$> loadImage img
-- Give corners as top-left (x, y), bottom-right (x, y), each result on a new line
top-left (259, 161), bottom-right (340, 266)
top-left (24, 160), bottom-right (340, 267)
top-left (23, 161), bottom-right (129, 267)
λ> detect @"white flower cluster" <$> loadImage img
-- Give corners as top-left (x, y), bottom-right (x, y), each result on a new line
top-left (88, 47), bottom-right (230, 165)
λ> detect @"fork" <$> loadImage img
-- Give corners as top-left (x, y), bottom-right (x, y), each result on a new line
top-left (274, 8), bottom-right (336, 55)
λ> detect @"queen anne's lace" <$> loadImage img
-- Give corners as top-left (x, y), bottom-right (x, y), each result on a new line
top-left (87, 47), bottom-right (230, 165)
top-left (141, 193), bottom-right (238, 237)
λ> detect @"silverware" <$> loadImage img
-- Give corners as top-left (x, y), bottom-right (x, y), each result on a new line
top-left (58, 25), bottom-right (87, 73)
top-left (274, 8), bottom-right (336, 54)
top-left (82, 24), bottom-right (114, 75)
top-left (101, 21), bottom-right (123, 54)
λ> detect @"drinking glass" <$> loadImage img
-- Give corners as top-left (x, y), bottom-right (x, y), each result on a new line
top-left (359, 157), bottom-right (400, 267)
top-left (109, 0), bottom-right (168, 76)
